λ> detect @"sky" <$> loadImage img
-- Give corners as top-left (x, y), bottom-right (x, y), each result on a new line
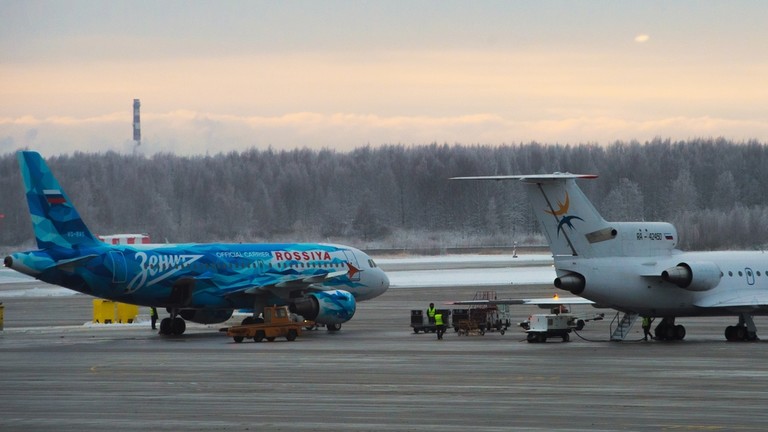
top-left (1, 1), bottom-right (767, 156)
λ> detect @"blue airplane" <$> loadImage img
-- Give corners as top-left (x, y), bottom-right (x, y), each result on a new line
top-left (4, 151), bottom-right (390, 335)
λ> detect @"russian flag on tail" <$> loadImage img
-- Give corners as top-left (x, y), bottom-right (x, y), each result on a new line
top-left (44, 189), bottom-right (66, 205)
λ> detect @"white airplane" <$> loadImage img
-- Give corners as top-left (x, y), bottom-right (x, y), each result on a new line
top-left (453, 173), bottom-right (768, 342)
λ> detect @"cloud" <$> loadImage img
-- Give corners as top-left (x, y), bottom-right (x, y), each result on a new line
top-left (634, 34), bottom-right (650, 43)
top-left (1, 111), bottom-right (766, 156)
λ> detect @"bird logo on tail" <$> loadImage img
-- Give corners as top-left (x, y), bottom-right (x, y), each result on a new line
top-left (545, 192), bottom-right (583, 236)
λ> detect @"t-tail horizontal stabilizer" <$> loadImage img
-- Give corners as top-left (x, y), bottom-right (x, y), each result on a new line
top-left (452, 173), bottom-right (607, 257)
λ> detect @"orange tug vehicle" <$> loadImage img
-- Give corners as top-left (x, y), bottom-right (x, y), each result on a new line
top-left (221, 305), bottom-right (311, 343)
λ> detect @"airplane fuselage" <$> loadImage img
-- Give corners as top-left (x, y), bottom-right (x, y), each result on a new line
top-left (7, 242), bottom-right (388, 311)
top-left (557, 250), bottom-right (768, 317)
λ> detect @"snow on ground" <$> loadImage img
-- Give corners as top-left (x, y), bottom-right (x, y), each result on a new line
top-left (386, 266), bottom-right (555, 288)
top-left (375, 254), bottom-right (551, 266)
top-left (377, 253), bottom-right (555, 288)
top-left (0, 286), bottom-right (79, 298)
top-left (0, 268), bottom-right (35, 284)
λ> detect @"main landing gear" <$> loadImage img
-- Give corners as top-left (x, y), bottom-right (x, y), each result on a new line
top-left (725, 313), bottom-right (759, 342)
top-left (159, 308), bottom-right (186, 336)
top-left (654, 317), bottom-right (686, 341)
top-left (653, 314), bottom-right (761, 342)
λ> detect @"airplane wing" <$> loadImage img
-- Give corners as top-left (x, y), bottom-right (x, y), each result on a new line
top-left (694, 290), bottom-right (768, 309)
top-left (243, 268), bottom-right (350, 294)
top-left (219, 263), bottom-right (359, 297)
top-left (448, 295), bottom-right (595, 307)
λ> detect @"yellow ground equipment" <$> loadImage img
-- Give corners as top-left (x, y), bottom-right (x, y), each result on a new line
top-left (220, 305), bottom-right (309, 343)
top-left (92, 300), bottom-right (139, 324)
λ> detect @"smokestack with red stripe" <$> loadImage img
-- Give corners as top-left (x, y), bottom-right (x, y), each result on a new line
top-left (133, 99), bottom-right (141, 145)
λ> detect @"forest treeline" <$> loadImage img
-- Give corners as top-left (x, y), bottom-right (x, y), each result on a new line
top-left (1, 138), bottom-right (768, 251)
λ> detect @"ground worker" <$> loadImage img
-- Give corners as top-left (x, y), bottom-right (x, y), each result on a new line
top-left (150, 307), bottom-right (159, 330)
top-left (434, 311), bottom-right (445, 340)
top-left (427, 303), bottom-right (436, 324)
top-left (642, 316), bottom-right (654, 341)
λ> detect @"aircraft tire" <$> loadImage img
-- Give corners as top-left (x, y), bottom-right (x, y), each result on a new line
top-left (241, 317), bottom-right (255, 326)
top-left (159, 318), bottom-right (172, 335)
top-left (660, 324), bottom-right (675, 341)
top-left (171, 317), bottom-right (186, 336)
top-left (674, 325), bottom-right (686, 340)
top-left (327, 323), bottom-right (341, 332)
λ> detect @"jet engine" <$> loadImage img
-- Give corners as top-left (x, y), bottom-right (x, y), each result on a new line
top-left (290, 289), bottom-right (357, 325)
top-left (661, 262), bottom-right (722, 291)
top-left (179, 308), bottom-right (234, 324)
top-left (554, 273), bottom-right (586, 295)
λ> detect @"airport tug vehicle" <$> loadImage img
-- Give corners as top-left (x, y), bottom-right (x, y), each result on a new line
top-left (221, 305), bottom-right (310, 343)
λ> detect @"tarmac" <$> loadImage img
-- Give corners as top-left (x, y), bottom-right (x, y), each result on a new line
top-left (3, 272), bottom-right (768, 431)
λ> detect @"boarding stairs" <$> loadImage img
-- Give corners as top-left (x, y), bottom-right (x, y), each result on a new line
top-left (610, 312), bottom-right (639, 341)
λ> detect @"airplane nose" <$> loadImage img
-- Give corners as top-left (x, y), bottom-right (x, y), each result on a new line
top-left (379, 270), bottom-right (390, 291)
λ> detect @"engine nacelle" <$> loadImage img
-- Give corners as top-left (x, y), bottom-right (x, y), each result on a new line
top-left (179, 308), bottom-right (234, 324)
top-left (661, 262), bottom-right (722, 291)
top-left (554, 273), bottom-right (586, 295)
top-left (290, 289), bottom-right (356, 325)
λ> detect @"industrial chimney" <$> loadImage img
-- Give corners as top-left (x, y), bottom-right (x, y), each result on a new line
top-left (132, 99), bottom-right (141, 146)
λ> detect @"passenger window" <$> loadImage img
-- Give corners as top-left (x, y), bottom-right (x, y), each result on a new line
top-left (728, 271), bottom-right (733, 277)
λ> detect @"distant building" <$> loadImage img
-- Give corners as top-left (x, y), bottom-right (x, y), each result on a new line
top-left (98, 234), bottom-right (151, 245)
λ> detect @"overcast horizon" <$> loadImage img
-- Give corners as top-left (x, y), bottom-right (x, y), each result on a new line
top-left (2, 1), bottom-right (767, 156)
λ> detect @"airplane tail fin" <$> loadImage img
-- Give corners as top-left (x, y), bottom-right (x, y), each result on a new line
top-left (17, 151), bottom-right (100, 249)
top-left (452, 174), bottom-right (610, 258)
top-left (518, 174), bottom-right (610, 258)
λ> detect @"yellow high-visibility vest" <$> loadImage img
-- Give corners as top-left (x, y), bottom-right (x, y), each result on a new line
top-left (434, 313), bottom-right (444, 326)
